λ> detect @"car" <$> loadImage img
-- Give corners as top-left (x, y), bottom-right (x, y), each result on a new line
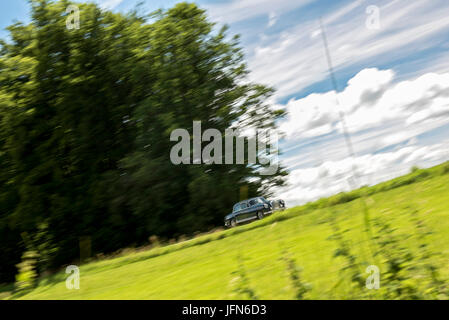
top-left (224, 196), bottom-right (278, 227)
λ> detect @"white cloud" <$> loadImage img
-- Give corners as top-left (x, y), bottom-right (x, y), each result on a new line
top-left (95, 0), bottom-right (124, 10)
top-left (278, 142), bottom-right (449, 206)
top-left (245, 0), bottom-right (449, 99)
top-left (275, 68), bottom-right (449, 206)
top-left (204, 0), bottom-right (312, 25)
top-left (279, 68), bottom-right (449, 139)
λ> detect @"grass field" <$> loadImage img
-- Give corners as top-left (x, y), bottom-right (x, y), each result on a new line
top-left (3, 162), bottom-right (449, 299)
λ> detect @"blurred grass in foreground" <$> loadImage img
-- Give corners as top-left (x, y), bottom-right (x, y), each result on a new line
top-left (2, 162), bottom-right (449, 299)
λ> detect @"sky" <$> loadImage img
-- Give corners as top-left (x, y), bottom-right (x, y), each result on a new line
top-left (1, 0), bottom-right (449, 206)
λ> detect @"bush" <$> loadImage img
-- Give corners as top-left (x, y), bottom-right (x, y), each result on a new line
top-left (14, 251), bottom-right (38, 293)
top-left (148, 235), bottom-right (160, 248)
top-left (411, 165), bottom-right (420, 173)
top-left (441, 163), bottom-right (449, 175)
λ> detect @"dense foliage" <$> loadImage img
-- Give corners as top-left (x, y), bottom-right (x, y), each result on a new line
top-left (0, 0), bottom-right (286, 283)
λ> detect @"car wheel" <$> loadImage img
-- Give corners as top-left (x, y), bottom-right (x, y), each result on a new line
top-left (231, 218), bottom-right (237, 227)
top-left (257, 211), bottom-right (264, 220)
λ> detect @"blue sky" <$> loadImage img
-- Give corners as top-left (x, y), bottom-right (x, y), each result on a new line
top-left (2, 0), bottom-right (449, 205)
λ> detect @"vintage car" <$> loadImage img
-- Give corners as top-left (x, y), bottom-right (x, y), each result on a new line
top-left (224, 196), bottom-right (285, 227)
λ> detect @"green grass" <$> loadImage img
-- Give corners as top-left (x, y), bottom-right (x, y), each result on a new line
top-left (6, 162), bottom-right (449, 299)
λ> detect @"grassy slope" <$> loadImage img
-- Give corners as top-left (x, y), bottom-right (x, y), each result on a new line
top-left (7, 164), bottom-right (449, 299)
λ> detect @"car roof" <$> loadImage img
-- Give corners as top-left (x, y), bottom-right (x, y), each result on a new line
top-left (238, 197), bottom-right (262, 204)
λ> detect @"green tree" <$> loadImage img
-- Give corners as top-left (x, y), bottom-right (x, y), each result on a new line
top-left (0, 0), bottom-right (287, 282)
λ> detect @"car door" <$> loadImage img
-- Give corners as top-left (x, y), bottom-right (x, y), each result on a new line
top-left (233, 202), bottom-right (244, 222)
top-left (236, 201), bottom-right (250, 222)
top-left (248, 199), bottom-right (259, 219)
top-left (238, 201), bottom-right (253, 221)
top-left (242, 200), bottom-right (253, 220)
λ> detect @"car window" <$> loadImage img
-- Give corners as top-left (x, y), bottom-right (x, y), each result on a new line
top-left (240, 201), bottom-right (248, 209)
top-left (233, 203), bottom-right (240, 212)
top-left (257, 198), bottom-right (264, 204)
top-left (249, 199), bottom-right (256, 206)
